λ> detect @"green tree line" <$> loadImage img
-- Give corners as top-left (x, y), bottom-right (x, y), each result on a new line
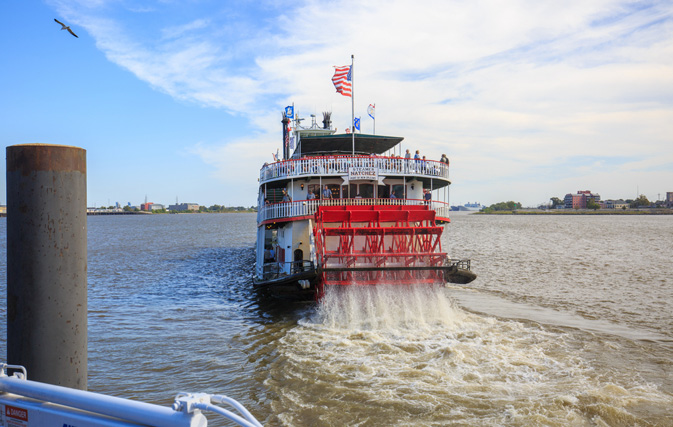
top-left (482, 201), bottom-right (522, 213)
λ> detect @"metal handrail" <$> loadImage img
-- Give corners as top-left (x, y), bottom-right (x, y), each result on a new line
top-left (1, 364), bottom-right (262, 427)
top-left (258, 198), bottom-right (451, 223)
top-left (450, 259), bottom-right (471, 271)
top-left (262, 260), bottom-right (315, 280)
top-left (260, 155), bottom-right (449, 183)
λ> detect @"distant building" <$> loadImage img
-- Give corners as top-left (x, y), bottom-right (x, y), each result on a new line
top-left (667, 192), bottom-right (673, 207)
top-left (563, 191), bottom-right (600, 209)
top-left (602, 199), bottom-right (628, 209)
top-left (0, 205), bottom-right (6, 215)
top-left (140, 202), bottom-right (165, 211)
top-left (168, 203), bottom-right (200, 212)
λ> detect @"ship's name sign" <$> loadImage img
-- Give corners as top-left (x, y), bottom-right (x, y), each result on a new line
top-left (348, 167), bottom-right (378, 181)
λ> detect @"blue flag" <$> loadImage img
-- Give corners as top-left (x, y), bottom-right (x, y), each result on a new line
top-left (285, 106), bottom-right (294, 119)
top-left (354, 117), bottom-right (360, 131)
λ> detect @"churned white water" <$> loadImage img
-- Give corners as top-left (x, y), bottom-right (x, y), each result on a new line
top-left (316, 285), bottom-right (465, 330)
top-left (268, 285), bottom-right (672, 426)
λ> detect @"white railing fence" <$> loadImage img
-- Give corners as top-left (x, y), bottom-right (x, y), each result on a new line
top-left (260, 155), bottom-right (449, 183)
top-left (258, 198), bottom-right (451, 223)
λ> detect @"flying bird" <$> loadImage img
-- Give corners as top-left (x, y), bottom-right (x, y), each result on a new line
top-left (54, 19), bottom-right (78, 38)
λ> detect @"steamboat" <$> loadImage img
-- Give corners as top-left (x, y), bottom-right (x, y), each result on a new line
top-left (253, 108), bottom-right (476, 300)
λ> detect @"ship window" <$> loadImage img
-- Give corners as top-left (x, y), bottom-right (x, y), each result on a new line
top-left (307, 184), bottom-right (321, 199)
top-left (345, 184), bottom-right (375, 198)
top-left (359, 184), bottom-right (374, 199)
top-left (392, 184), bottom-right (404, 199)
top-left (348, 184), bottom-right (357, 198)
top-left (378, 185), bottom-right (389, 198)
top-left (265, 188), bottom-right (284, 204)
top-left (326, 184), bottom-right (341, 199)
top-left (264, 229), bottom-right (277, 248)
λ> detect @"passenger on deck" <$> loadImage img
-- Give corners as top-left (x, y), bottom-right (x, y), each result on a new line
top-left (414, 150), bottom-right (421, 172)
top-left (322, 185), bottom-right (332, 199)
top-left (424, 189), bottom-right (432, 205)
top-left (282, 189), bottom-right (292, 202)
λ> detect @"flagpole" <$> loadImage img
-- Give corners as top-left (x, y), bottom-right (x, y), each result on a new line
top-left (293, 102), bottom-right (300, 157)
top-left (351, 54), bottom-right (355, 156)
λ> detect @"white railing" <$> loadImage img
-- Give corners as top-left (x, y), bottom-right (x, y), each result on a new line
top-left (0, 364), bottom-right (262, 427)
top-left (257, 198), bottom-right (451, 223)
top-left (260, 155), bottom-right (449, 183)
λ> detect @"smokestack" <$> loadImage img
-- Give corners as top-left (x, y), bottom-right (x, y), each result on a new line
top-left (282, 113), bottom-right (290, 160)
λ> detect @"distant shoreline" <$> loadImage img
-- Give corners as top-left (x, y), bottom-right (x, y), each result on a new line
top-left (0, 211), bottom-right (257, 218)
top-left (86, 210), bottom-right (256, 216)
top-left (476, 209), bottom-right (673, 215)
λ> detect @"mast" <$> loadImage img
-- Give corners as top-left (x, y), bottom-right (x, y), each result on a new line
top-left (351, 54), bottom-right (355, 156)
top-left (293, 102), bottom-right (299, 158)
top-left (371, 103), bottom-right (375, 135)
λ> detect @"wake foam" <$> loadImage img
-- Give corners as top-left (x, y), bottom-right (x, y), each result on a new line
top-left (312, 284), bottom-right (466, 331)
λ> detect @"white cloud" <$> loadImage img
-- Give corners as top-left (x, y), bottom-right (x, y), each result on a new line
top-left (160, 18), bottom-right (210, 40)
top-left (51, 0), bottom-right (673, 206)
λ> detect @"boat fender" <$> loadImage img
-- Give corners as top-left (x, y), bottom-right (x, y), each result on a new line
top-left (298, 280), bottom-right (311, 289)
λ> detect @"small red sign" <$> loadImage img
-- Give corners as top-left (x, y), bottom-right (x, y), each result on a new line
top-left (5, 405), bottom-right (28, 421)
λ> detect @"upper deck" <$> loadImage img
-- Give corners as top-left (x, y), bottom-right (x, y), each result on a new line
top-left (260, 155), bottom-right (450, 186)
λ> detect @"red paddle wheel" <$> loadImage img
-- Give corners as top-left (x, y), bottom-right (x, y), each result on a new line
top-left (313, 205), bottom-right (450, 299)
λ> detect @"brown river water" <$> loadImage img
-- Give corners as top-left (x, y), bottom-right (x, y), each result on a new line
top-left (1, 213), bottom-right (672, 426)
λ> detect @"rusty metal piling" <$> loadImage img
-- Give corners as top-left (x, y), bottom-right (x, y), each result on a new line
top-left (6, 144), bottom-right (87, 390)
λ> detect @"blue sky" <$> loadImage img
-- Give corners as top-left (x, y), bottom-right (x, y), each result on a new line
top-left (2, 0), bottom-right (672, 208)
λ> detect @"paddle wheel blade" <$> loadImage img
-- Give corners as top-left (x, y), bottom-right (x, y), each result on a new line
top-left (313, 205), bottom-right (451, 298)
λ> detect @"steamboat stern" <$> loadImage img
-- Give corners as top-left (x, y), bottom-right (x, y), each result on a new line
top-left (254, 109), bottom-right (475, 300)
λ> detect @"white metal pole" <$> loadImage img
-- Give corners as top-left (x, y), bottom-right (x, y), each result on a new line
top-left (0, 374), bottom-right (206, 427)
top-left (351, 54), bottom-right (355, 156)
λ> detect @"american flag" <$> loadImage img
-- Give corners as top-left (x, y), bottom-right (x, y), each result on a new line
top-left (332, 65), bottom-right (352, 97)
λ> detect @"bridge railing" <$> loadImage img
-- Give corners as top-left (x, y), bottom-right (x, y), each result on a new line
top-left (258, 198), bottom-right (451, 223)
top-left (260, 155), bottom-right (449, 183)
